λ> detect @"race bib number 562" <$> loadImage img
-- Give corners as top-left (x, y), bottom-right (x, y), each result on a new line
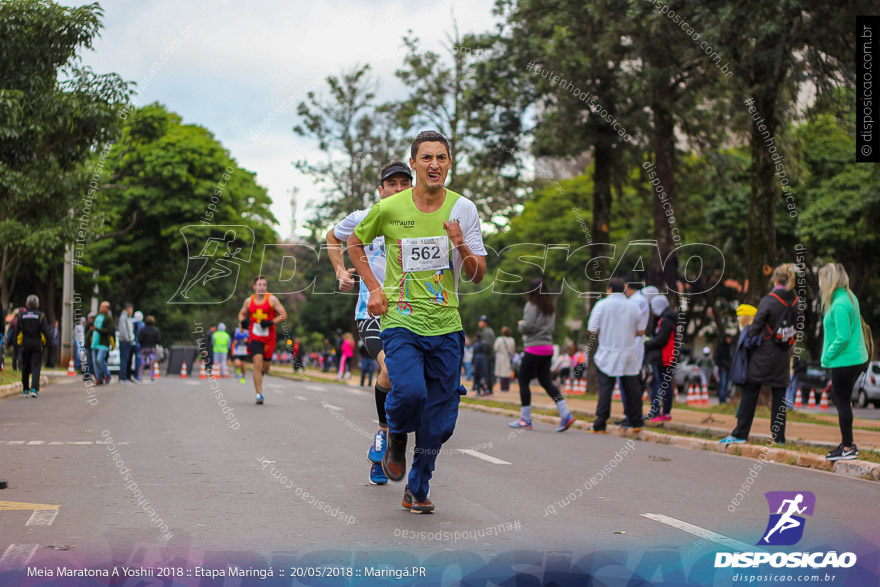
top-left (401, 236), bottom-right (449, 272)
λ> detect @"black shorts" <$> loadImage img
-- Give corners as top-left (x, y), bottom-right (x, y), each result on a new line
top-left (248, 340), bottom-right (274, 360)
top-left (357, 317), bottom-right (383, 360)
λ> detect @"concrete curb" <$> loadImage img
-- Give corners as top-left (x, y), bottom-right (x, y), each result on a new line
top-left (0, 376), bottom-right (51, 400)
top-left (460, 401), bottom-right (880, 483)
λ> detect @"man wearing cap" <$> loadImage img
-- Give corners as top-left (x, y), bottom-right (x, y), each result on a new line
top-left (327, 161), bottom-right (413, 486)
top-left (478, 315), bottom-right (496, 393)
top-left (348, 130), bottom-right (487, 514)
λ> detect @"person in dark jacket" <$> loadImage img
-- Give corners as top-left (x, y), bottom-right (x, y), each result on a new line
top-left (644, 294), bottom-right (678, 422)
top-left (471, 337), bottom-right (489, 396)
top-left (13, 295), bottom-right (52, 397)
top-left (723, 264), bottom-right (799, 444)
top-left (714, 332), bottom-right (736, 404)
top-left (137, 316), bottom-right (161, 381)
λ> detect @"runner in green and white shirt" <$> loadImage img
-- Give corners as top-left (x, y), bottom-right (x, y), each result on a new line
top-left (348, 131), bottom-right (486, 514)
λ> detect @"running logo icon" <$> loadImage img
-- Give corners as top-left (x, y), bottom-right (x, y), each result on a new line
top-left (758, 491), bottom-right (816, 546)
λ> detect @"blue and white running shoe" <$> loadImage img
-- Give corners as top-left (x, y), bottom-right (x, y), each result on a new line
top-left (369, 463), bottom-right (388, 485)
top-left (367, 429), bottom-right (387, 464)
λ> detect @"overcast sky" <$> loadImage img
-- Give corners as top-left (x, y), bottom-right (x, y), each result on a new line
top-left (60, 0), bottom-right (499, 236)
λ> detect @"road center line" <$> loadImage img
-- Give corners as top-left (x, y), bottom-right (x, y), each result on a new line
top-left (457, 449), bottom-right (511, 465)
top-left (641, 513), bottom-right (760, 552)
top-left (0, 544), bottom-right (40, 569)
top-left (293, 395), bottom-right (308, 401)
top-left (26, 509), bottom-right (59, 526)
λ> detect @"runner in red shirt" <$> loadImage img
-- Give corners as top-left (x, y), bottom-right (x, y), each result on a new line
top-left (237, 275), bottom-right (287, 404)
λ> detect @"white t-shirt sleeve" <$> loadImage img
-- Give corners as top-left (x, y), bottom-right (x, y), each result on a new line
top-left (453, 198), bottom-right (486, 256)
top-left (587, 299), bottom-right (604, 332)
top-left (333, 209), bottom-right (368, 241)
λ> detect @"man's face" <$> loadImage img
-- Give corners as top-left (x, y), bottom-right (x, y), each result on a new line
top-left (253, 278), bottom-right (268, 294)
top-left (478, 320), bottom-right (486, 330)
top-left (126, 307), bottom-right (133, 316)
top-left (410, 141), bottom-right (451, 192)
top-left (378, 173), bottom-right (412, 198)
top-left (99, 302), bottom-right (110, 314)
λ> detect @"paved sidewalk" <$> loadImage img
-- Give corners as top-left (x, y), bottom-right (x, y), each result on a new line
top-left (276, 365), bottom-right (880, 450)
top-left (464, 388), bottom-right (880, 450)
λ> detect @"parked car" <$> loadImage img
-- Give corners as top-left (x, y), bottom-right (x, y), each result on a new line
top-left (799, 363), bottom-right (831, 397)
top-left (852, 361), bottom-right (880, 408)
top-left (673, 355), bottom-right (717, 393)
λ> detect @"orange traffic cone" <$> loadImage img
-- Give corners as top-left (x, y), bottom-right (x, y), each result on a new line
top-left (180, 362), bottom-right (187, 379)
top-left (613, 380), bottom-right (621, 401)
top-left (199, 361), bottom-right (207, 379)
top-left (642, 389), bottom-right (648, 401)
top-left (807, 388), bottom-right (816, 409)
top-left (564, 378), bottom-right (573, 394)
top-left (701, 384), bottom-right (709, 406)
top-left (687, 384), bottom-right (696, 405)
top-left (67, 358), bottom-right (76, 377)
top-left (794, 388), bottom-right (803, 408)
top-left (153, 361), bottom-right (160, 379)
top-left (576, 378), bottom-right (586, 394)
top-left (224, 369), bottom-right (230, 379)
top-left (819, 389), bottom-right (829, 410)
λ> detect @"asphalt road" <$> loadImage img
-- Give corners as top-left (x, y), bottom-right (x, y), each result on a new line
top-left (1, 372), bottom-right (878, 583)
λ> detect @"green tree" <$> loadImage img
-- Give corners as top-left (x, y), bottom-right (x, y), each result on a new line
top-left (0, 0), bottom-right (131, 315)
top-left (293, 65), bottom-right (404, 232)
top-left (713, 0), bottom-right (871, 304)
top-left (80, 103), bottom-right (277, 342)
top-left (396, 24), bottom-right (526, 224)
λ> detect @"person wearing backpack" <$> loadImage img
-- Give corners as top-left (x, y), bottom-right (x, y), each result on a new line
top-left (819, 263), bottom-right (870, 461)
top-left (722, 264), bottom-right (799, 445)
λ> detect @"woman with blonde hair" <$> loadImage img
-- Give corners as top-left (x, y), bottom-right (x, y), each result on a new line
top-left (720, 263), bottom-right (799, 445)
top-left (819, 263), bottom-right (869, 461)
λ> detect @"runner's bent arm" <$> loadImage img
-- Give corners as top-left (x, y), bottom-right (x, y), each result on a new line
top-left (444, 220), bottom-right (485, 283)
top-left (326, 228), bottom-right (356, 292)
top-left (238, 298), bottom-right (249, 326)
top-left (270, 296), bottom-right (287, 325)
top-left (347, 233), bottom-right (387, 317)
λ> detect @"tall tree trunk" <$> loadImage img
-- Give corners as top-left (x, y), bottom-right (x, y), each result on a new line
top-left (46, 265), bottom-right (57, 323)
top-left (651, 87), bottom-right (678, 293)
top-left (745, 92), bottom-right (779, 304)
top-left (585, 131), bottom-right (615, 393)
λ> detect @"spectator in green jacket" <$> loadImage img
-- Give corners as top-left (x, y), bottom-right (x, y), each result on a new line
top-left (819, 263), bottom-right (869, 462)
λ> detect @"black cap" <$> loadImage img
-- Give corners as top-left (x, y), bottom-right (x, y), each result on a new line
top-left (479, 315), bottom-right (489, 323)
top-left (380, 163), bottom-right (412, 183)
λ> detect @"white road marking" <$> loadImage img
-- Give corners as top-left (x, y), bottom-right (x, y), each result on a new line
top-left (0, 440), bottom-right (129, 446)
top-left (641, 513), bottom-right (761, 552)
top-left (457, 449), bottom-right (511, 465)
top-left (324, 404), bottom-right (345, 411)
top-left (294, 395), bottom-right (308, 401)
top-left (270, 389), bottom-right (282, 394)
top-left (26, 509), bottom-right (58, 526)
top-left (0, 544), bottom-right (40, 569)
top-left (306, 385), bottom-right (324, 391)
top-left (266, 383), bottom-right (284, 389)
